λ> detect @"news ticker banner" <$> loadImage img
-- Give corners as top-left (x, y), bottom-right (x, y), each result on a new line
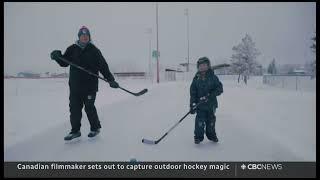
top-left (4, 162), bottom-right (316, 178)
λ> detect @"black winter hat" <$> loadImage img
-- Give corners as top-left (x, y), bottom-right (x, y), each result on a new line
top-left (197, 57), bottom-right (211, 68)
top-left (78, 26), bottom-right (91, 39)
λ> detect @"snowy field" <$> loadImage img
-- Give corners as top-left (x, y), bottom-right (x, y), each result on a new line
top-left (4, 76), bottom-right (316, 161)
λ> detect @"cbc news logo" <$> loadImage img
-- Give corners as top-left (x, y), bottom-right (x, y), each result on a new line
top-left (241, 163), bottom-right (283, 170)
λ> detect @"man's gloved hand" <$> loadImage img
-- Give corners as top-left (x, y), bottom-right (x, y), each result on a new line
top-left (199, 95), bottom-right (208, 103)
top-left (50, 50), bottom-right (62, 61)
top-left (109, 81), bottom-right (119, 88)
top-left (190, 103), bottom-right (197, 114)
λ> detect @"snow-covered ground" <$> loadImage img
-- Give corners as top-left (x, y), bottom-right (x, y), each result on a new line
top-left (4, 76), bottom-right (316, 161)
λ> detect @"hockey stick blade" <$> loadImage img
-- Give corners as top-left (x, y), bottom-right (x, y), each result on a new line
top-left (120, 87), bottom-right (148, 96)
top-left (142, 133), bottom-right (167, 145)
top-left (135, 88), bottom-right (148, 96)
top-left (142, 138), bottom-right (157, 145)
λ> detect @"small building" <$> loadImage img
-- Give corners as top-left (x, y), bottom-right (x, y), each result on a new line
top-left (17, 72), bottom-right (40, 78)
top-left (289, 69), bottom-right (306, 75)
top-left (165, 68), bottom-right (184, 81)
top-left (50, 73), bottom-right (69, 78)
top-left (4, 75), bottom-right (16, 79)
top-left (114, 72), bottom-right (146, 78)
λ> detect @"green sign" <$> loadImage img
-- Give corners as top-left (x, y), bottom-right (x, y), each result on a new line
top-left (152, 50), bottom-right (160, 59)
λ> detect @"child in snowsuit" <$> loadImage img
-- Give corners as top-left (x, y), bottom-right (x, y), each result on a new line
top-left (190, 57), bottom-right (223, 144)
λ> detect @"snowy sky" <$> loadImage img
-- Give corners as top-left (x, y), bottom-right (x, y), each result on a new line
top-left (4, 2), bottom-right (316, 75)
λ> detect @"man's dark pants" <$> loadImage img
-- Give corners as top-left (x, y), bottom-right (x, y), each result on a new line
top-left (69, 91), bottom-right (101, 133)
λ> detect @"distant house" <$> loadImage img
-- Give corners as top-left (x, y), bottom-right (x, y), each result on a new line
top-left (288, 69), bottom-right (306, 75)
top-left (17, 72), bottom-right (40, 78)
top-left (4, 75), bottom-right (16, 79)
top-left (165, 68), bottom-right (184, 72)
top-left (179, 63), bottom-right (197, 72)
top-left (165, 68), bottom-right (183, 81)
top-left (50, 73), bottom-right (69, 78)
top-left (44, 72), bottom-right (51, 78)
top-left (114, 72), bottom-right (146, 78)
top-left (278, 64), bottom-right (304, 75)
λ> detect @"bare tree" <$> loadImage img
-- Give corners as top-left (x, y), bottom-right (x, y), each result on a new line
top-left (230, 34), bottom-right (261, 84)
top-left (310, 32), bottom-right (316, 78)
top-left (267, 58), bottom-right (277, 75)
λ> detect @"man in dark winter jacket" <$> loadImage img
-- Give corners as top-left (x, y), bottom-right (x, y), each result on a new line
top-left (190, 57), bottom-right (223, 144)
top-left (50, 26), bottom-right (119, 141)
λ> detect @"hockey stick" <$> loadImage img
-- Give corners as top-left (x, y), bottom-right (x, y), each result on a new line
top-left (142, 98), bottom-right (208, 145)
top-left (119, 87), bottom-right (148, 96)
top-left (57, 56), bottom-right (148, 96)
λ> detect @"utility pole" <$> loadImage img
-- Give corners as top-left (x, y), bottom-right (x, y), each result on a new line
top-left (149, 32), bottom-right (152, 83)
top-left (185, 8), bottom-right (190, 72)
top-left (146, 28), bottom-right (152, 83)
top-left (156, 2), bottom-right (160, 83)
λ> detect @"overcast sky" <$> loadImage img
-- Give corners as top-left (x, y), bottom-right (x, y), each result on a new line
top-left (4, 2), bottom-right (316, 75)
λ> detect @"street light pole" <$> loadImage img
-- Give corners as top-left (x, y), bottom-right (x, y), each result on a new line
top-left (149, 33), bottom-right (152, 82)
top-left (185, 8), bottom-right (190, 72)
top-left (146, 28), bottom-right (152, 83)
top-left (156, 2), bottom-right (160, 83)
